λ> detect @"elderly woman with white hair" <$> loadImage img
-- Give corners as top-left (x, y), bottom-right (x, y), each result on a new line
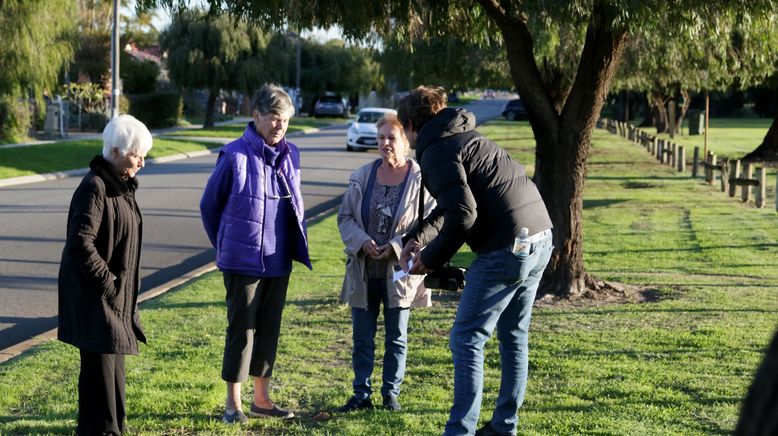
top-left (58, 114), bottom-right (152, 435)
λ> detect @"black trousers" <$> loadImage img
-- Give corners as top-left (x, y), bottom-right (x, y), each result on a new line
top-left (78, 350), bottom-right (126, 436)
top-left (221, 272), bottom-right (290, 382)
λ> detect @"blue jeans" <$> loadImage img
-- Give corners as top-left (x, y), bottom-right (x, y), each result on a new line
top-left (351, 278), bottom-right (410, 400)
top-left (444, 232), bottom-right (553, 435)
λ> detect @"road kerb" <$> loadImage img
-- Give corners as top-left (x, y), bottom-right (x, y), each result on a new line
top-left (0, 262), bottom-right (218, 365)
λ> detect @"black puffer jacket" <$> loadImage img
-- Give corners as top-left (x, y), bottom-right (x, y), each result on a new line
top-left (58, 155), bottom-right (147, 354)
top-left (411, 108), bottom-right (552, 269)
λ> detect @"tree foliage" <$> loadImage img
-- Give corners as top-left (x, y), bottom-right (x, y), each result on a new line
top-left (0, 0), bottom-right (78, 99)
top-left (142, 0), bottom-right (778, 297)
top-left (614, 10), bottom-right (778, 130)
top-left (380, 37), bottom-right (512, 92)
top-left (160, 9), bottom-right (269, 126)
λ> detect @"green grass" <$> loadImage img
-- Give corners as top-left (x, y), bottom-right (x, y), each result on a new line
top-left (167, 118), bottom-right (337, 139)
top-left (0, 138), bottom-right (217, 180)
top-left (2, 121), bottom-right (778, 435)
top-left (651, 117), bottom-right (772, 159)
top-left (0, 118), bottom-right (340, 180)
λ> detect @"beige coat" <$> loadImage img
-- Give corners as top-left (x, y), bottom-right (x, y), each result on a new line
top-left (338, 158), bottom-right (435, 309)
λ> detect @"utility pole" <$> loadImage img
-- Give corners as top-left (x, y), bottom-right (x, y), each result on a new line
top-left (110, 0), bottom-right (121, 118)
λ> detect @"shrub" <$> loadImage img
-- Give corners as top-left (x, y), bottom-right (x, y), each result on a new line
top-left (127, 92), bottom-right (182, 129)
top-left (0, 96), bottom-right (33, 143)
top-left (120, 52), bottom-right (160, 94)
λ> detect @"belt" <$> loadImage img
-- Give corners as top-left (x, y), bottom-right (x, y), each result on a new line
top-left (525, 228), bottom-right (552, 244)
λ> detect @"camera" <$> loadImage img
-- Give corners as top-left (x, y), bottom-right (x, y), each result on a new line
top-left (424, 264), bottom-right (466, 292)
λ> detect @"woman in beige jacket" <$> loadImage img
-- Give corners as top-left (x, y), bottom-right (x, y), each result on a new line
top-left (337, 115), bottom-right (435, 413)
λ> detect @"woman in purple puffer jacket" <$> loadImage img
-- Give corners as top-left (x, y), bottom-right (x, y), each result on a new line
top-left (200, 83), bottom-right (311, 424)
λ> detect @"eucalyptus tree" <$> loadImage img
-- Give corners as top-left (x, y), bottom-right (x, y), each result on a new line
top-left (142, 0), bottom-right (778, 298)
top-left (614, 11), bottom-right (778, 134)
top-left (0, 0), bottom-right (78, 100)
top-left (160, 10), bottom-right (270, 127)
top-left (380, 37), bottom-right (513, 92)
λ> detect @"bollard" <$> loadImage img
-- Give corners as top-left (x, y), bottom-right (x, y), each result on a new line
top-left (729, 160), bottom-right (741, 197)
top-left (756, 167), bottom-right (766, 208)
top-left (692, 146), bottom-right (700, 178)
top-left (742, 162), bottom-right (753, 202)
top-left (678, 145), bottom-right (685, 172)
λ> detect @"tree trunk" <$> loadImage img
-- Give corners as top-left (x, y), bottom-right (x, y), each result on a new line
top-left (742, 114), bottom-right (778, 162)
top-left (204, 90), bottom-right (218, 128)
top-left (650, 93), bottom-right (669, 133)
top-left (734, 327), bottom-right (778, 436)
top-left (480, 0), bottom-right (629, 297)
top-left (676, 89), bottom-right (690, 135)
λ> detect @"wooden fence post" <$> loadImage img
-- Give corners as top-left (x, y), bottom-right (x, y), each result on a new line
top-left (705, 152), bottom-right (715, 183)
top-left (775, 171), bottom-right (778, 212)
top-left (678, 145), bottom-right (685, 172)
top-left (651, 137), bottom-right (656, 155)
top-left (742, 162), bottom-right (753, 202)
top-left (692, 146), bottom-right (700, 178)
top-left (756, 167), bottom-right (766, 208)
top-left (671, 143), bottom-right (677, 168)
top-left (729, 160), bottom-right (741, 197)
top-left (720, 159), bottom-right (729, 193)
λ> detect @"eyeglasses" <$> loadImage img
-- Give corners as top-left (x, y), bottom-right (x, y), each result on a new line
top-left (266, 170), bottom-right (292, 199)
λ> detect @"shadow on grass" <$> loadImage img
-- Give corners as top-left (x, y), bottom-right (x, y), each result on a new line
top-left (0, 414), bottom-right (75, 435)
top-left (584, 199), bottom-right (629, 209)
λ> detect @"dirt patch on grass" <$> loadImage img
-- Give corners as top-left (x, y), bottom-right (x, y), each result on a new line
top-left (535, 282), bottom-right (661, 308)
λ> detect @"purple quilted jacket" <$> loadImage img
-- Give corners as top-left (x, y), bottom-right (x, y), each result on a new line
top-left (200, 123), bottom-right (312, 276)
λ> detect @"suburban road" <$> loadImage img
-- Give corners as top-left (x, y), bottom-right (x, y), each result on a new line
top-left (0, 98), bottom-right (507, 355)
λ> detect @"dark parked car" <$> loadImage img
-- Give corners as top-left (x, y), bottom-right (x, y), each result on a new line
top-left (313, 95), bottom-right (349, 117)
top-left (502, 99), bottom-right (528, 121)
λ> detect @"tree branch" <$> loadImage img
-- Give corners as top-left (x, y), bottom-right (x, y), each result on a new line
top-left (475, 0), bottom-right (560, 134)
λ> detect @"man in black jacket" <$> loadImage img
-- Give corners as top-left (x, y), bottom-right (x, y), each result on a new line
top-left (398, 86), bottom-right (553, 436)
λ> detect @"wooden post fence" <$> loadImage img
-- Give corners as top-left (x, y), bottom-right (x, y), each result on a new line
top-left (729, 160), bottom-right (741, 197)
top-left (677, 145), bottom-right (685, 172)
top-left (692, 146), bottom-right (700, 178)
top-left (742, 163), bottom-right (753, 202)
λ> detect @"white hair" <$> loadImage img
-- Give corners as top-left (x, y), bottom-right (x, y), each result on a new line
top-left (102, 114), bottom-right (153, 159)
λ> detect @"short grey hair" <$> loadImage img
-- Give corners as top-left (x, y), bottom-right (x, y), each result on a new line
top-left (102, 114), bottom-right (153, 158)
top-left (251, 83), bottom-right (295, 118)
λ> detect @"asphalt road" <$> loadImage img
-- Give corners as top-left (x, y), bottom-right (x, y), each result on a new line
top-left (0, 98), bottom-right (507, 352)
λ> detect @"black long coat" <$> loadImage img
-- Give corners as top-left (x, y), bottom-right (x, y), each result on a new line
top-left (58, 155), bottom-right (147, 354)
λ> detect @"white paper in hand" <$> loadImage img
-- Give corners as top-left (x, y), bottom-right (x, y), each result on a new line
top-left (392, 260), bottom-right (414, 282)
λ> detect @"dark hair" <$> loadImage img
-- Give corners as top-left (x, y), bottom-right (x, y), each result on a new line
top-left (251, 83), bottom-right (295, 117)
top-left (397, 85), bottom-right (448, 132)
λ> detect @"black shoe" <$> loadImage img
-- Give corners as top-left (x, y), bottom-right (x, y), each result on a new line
top-left (382, 395), bottom-right (401, 411)
top-left (337, 396), bottom-right (373, 413)
top-left (249, 403), bottom-right (295, 419)
top-left (222, 409), bottom-right (249, 424)
top-left (475, 421), bottom-right (516, 436)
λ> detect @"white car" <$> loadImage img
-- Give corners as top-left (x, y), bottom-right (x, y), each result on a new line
top-left (346, 107), bottom-right (397, 151)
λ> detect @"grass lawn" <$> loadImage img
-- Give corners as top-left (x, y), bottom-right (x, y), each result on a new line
top-left (0, 138), bottom-right (217, 180)
top-left (0, 118), bottom-right (340, 180)
top-left (167, 117), bottom-right (338, 139)
top-left (650, 117), bottom-right (772, 159)
top-left (2, 121), bottom-right (778, 435)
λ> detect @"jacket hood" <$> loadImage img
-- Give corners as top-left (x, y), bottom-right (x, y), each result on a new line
top-left (89, 155), bottom-right (137, 196)
top-left (415, 107), bottom-right (476, 159)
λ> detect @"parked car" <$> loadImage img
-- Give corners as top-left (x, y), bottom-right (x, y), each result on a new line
top-left (314, 95), bottom-right (349, 117)
top-left (502, 99), bottom-right (528, 121)
top-left (482, 89), bottom-right (496, 99)
top-left (346, 107), bottom-right (397, 151)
